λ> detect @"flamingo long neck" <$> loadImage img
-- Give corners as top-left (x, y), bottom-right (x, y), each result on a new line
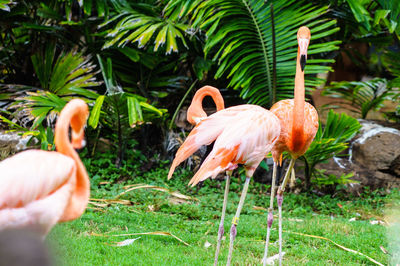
top-left (188, 86), bottom-right (224, 124)
top-left (194, 86), bottom-right (224, 111)
top-left (292, 48), bottom-right (305, 152)
top-left (55, 105), bottom-right (89, 221)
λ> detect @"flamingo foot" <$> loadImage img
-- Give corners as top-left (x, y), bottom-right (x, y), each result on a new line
top-left (262, 210), bottom-right (274, 265)
top-left (227, 223), bottom-right (237, 265)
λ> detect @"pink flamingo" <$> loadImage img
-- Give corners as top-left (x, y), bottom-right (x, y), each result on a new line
top-left (185, 85), bottom-right (228, 265)
top-left (262, 26), bottom-right (319, 265)
top-left (169, 102), bottom-right (281, 265)
top-left (186, 85), bottom-right (225, 125)
top-left (0, 99), bottom-right (90, 238)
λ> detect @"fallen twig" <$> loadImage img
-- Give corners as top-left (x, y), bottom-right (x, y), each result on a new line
top-left (117, 183), bottom-right (198, 202)
top-left (285, 231), bottom-right (384, 266)
top-left (91, 231), bottom-right (190, 246)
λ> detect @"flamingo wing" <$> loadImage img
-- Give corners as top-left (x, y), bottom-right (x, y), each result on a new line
top-left (167, 105), bottom-right (251, 179)
top-left (189, 106), bottom-right (281, 186)
top-left (0, 150), bottom-right (76, 234)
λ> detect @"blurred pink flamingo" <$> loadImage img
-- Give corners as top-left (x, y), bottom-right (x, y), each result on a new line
top-left (0, 99), bottom-right (90, 238)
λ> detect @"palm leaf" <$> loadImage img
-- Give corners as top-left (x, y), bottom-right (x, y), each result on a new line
top-left (31, 45), bottom-right (100, 95)
top-left (101, 1), bottom-right (189, 54)
top-left (301, 110), bottom-right (361, 177)
top-left (322, 78), bottom-right (397, 119)
top-left (0, 0), bottom-right (13, 11)
top-left (190, 0), bottom-right (340, 107)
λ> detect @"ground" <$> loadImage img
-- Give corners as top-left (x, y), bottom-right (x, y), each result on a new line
top-left (46, 164), bottom-right (397, 265)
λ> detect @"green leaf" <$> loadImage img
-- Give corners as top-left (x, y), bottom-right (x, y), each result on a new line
top-left (192, 0), bottom-right (340, 107)
top-left (119, 47), bottom-right (140, 62)
top-left (373, 9), bottom-right (390, 26)
top-left (127, 96), bottom-right (143, 127)
top-left (89, 95), bottom-right (105, 129)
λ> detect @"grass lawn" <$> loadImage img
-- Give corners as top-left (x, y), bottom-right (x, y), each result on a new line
top-left (47, 158), bottom-right (398, 265)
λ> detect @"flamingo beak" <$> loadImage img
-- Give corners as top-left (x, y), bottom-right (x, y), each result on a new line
top-left (298, 38), bottom-right (309, 72)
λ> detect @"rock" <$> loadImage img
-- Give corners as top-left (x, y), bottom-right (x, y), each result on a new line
top-left (311, 120), bottom-right (400, 194)
top-left (390, 155), bottom-right (400, 176)
top-left (0, 131), bottom-right (32, 160)
top-left (315, 156), bottom-right (400, 194)
top-left (350, 120), bottom-right (400, 174)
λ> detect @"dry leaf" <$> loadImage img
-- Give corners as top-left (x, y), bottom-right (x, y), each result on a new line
top-left (253, 206), bottom-right (267, 211)
top-left (92, 231), bottom-right (190, 246)
top-left (90, 198), bottom-right (133, 205)
top-left (107, 237), bottom-right (141, 247)
top-left (88, 201), bottom-right (108, 208)
top-left (288, 218), bottom-right (304, 222)
top-left (262, 252), bottom-right (285, 265)
top-left (284, 230), bottom-right (384, 266)
top-left (169, 197), bottom-right (189, 205)
top-left (204, 241), bottom-right (212, 249)
top-left (86, 207), bottom-right (106, 213)
top-left (370, 220), bottom-right (384, 225)
top-left (379, 246), bottom-right (388, 254)
top-left (118, 184), bottom-right (198, 201)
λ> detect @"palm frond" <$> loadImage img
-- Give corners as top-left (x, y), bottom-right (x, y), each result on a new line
top-left (31, 45), bottom-right (100, 95)
top-left (190, 0), bottom-right (340, 107)
top-left (101, 1), bottom-right (190, 54)
top-left (301, 110), bottom-right (361, 175)
top-left (322, 78), bottom-right (397, 119)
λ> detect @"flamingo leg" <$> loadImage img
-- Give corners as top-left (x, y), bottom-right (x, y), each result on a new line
top-left (262, 162), bottom-right (278, 265)
top-left (276, 158), bottom-right (295, 266)
top-left (214, 171), bottom-right (232, 266)
top-left (226, 176), bottom-right (251, 266)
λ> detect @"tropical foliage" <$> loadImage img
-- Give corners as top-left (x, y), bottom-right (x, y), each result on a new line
top-left (300, 110), bottom-right (361, 188)
top-left (322, 78), bottom-right (398, 119)
top-left (188, 0), bottom-right (340, 106)
top-left (0, 0), bottom-right (398, 192)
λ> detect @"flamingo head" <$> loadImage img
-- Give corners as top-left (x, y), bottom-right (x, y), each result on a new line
top-left (70, 100), bottom-right (89, 149)
top-left (297, 26), bottom-right (311, 72)
top-left (187, 105), bottom-right (206, 125)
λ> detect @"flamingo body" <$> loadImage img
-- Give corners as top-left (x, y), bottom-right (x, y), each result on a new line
top-left (270, 99), bottom-right (318, 161)
top-left (0, 99), bottom-right (89, 237)
top-left (169, 104), bottom-right (281, 185)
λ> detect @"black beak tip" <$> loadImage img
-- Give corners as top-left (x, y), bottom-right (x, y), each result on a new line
top-left (300, 54), bottom-right (306, 72)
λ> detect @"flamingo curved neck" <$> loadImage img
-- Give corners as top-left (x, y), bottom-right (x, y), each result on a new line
top-left (54, 105), bottom-right (89, 221)
top-left (292, 48), bottom-right (305, 151)
top-left (188, 86), bottom-right (225, 125)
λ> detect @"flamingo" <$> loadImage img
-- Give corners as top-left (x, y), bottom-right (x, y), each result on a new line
top-left (0, 99), bottom-right (90, 238)
top-left (262, 26), bottom-right (319, 266)
top-left (186, 85), bottom-right (225, 125)
top-left (184, 85), bottom-right (230, 265)
top-left (168, 103), bottom-right (281, 265)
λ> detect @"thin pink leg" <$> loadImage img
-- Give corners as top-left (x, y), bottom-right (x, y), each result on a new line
top-left (262, 162), bottom-right (278, 265)
top-left (214, 171), bottom-right (231, 266)
top-left (277, 158), bottom-right (295, 266)
top-left (226, 176), bottom-right (251, 266)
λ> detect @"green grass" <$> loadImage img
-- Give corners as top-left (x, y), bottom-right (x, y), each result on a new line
top-left (46, 152), bottom-right (398, 265)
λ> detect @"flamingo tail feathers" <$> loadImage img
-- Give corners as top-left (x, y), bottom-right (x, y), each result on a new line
top-left (188, 147), bottom-right (238, 187)
top-left (168, 136), bottom-right (201, 180)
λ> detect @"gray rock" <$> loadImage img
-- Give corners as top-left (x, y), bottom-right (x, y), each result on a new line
top-left (350, 120), bottom-right (400, 175)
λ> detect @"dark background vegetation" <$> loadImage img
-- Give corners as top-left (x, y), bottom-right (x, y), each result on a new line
top-left (0, 0), bottom-right (399, 194)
